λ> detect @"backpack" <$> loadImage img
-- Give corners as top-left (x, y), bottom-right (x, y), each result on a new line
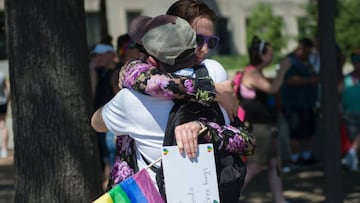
top-left (233, 65), bottom-right (257, 99)
top-left (156, 65), bottom-right (247, 203)
top-left (232, 70), bottom-right (243, 100)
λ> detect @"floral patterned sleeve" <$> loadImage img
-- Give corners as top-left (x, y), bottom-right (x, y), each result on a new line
top-left (199, 118), bottom-right (256, 156)
top-left (122, 60), bottom-right (216, 105)
top-left (122, 61), bottom-right (254, 155)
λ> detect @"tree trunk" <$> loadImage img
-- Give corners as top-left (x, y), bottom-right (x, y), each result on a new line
top-left (318, 0), bottom-right (343, 202)
top-left (99, 0), bottom-right (109, 39)
top-left (5, 0), bottom-right (103, 202)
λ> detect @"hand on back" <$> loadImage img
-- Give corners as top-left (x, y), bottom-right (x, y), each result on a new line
top-left (214, 80), bottom-right (238, 121)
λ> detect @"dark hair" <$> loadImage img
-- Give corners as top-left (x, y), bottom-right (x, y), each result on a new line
top-left (116, 34), bottom-right (131, 52)
top-left (166, 0), bottom-right (216, 25)
top-left (100, 35), bottom-right (113, 46)
top-left (350, 48), bottom-right (360, 64)
top-left (298, 38), bottom-right (313, 49)
top-left (248, 35), bottom-right (271, 66)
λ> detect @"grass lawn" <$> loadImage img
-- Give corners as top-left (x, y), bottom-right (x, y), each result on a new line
top-left (210, 54), bottom-right (282, 78)
top-left (210, 55), bottom-right (248, 71)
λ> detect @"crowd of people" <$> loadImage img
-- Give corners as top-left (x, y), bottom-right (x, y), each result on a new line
top-left (88, 0), bottom-right (359, 202)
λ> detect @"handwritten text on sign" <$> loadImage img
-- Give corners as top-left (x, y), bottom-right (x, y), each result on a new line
top-left (161, 144), bottom-right (220, 203)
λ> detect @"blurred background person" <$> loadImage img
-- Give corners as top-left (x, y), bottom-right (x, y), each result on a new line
top-left (238, 35), bottom-right (290, 203)
top-left (112, 34), bottom-right (140, 94)
top-left (116, 34), bottom-right (139, 67)
top-left (89, 42), bottom-right (118, 190)
top-left (0, 70), bottom-right (9, 158)
top-left (280, 38), bottom-right (319, 168)
top-left (339, 48), bottom-right (360, 172)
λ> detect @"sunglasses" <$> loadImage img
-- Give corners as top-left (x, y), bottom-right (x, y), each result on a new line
top-left (196, 34), bottom-right (219, 49)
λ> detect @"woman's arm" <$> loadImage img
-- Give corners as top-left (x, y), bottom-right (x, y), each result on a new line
top-left (122, 60), bottom-right (238, 120)
top-left (122, 60), bottom-right (216, 105)
top-left (199, 118), bottom-right (255, 155)
top-left (249, 58), bottom-right (291, 94)
top-left (174, 118), bottom-right (255, 158)
top-left (91, 107), bottom-right (108, 133)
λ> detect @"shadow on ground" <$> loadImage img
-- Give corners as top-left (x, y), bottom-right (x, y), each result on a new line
top-left (241, 163), bottom-right (360, 203)
top-left (1, 151), bottom-right (360, 203)
top-left (0, 150), bottom-right (15, 203)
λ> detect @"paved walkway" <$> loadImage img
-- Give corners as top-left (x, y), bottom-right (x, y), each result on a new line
top-left (241, 162), bottom-right (360, 203)
top-left (1, 152), bottom-right (359, 202)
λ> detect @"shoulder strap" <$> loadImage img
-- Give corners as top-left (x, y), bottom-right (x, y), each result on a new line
top-left (233, 71), bottom-right (243, 98)
top-left (193, 64), bottom-right (209, 77)
top-left (163, 64), bottom-right (228, 146)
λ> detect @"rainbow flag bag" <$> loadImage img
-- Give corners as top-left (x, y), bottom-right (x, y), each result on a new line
top-left (93, 165), bottom-right (165, 203)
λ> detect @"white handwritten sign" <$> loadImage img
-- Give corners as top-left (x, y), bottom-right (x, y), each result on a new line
top-left (161, 144), bottom-right (220, 203)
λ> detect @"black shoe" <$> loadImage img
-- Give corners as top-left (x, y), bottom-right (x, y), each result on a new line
top-left (290, 157), bottom-right (315, 169)
top-left (289, 158), bottom-right (305, 171)
top-left (301, 156), bottom-right (315, 166)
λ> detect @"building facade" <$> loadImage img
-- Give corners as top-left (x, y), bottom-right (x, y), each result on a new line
top-left (0, 0), bottom-right (308, 64)
top-left (88, 0), bottom-right (307, 55)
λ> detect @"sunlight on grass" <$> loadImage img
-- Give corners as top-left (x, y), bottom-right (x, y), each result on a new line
top-left (211, 55), bottom-right (282, 79)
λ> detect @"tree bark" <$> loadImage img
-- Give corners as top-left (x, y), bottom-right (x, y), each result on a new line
top-left (99, 0), bottom-right (109, 39)
top-left (318, 0), bottom-right (343, 202)
top-left (5, 0), bottom-right (103, 202)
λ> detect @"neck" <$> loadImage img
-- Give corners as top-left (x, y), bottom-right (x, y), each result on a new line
top-left (256, 62), bottom-right (267, 70)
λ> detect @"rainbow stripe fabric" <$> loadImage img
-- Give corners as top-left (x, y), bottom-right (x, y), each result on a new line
top-left (93, 169), bottom-right (164, 203)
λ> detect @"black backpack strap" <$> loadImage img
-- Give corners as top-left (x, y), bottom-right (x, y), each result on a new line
top-left (194, 64), bottom-right (247, 202)
top-left (156, 65), bottom-right (213, 200)
top-left (140, 153), bottom-right (158, 173)
top-left (155, 100), bottom-right (185, 200)
top-left (193, 64), bottom-right (209, 77)
top-left (193, 64), bottom-right (216, 97)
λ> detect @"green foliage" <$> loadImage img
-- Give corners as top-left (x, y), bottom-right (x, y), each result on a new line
top-left (335, 0), bottom-right (360, 57)
top-left (298, 0), bottom-right (318, 39)
top-left (211, 54), bottom-right (284, 72)
top-left (211, 55), bottom-right (248, 71)
top-left (246, 2), bottom-right (285, 54)
top-left (300, 0), bottom-right (360, 57)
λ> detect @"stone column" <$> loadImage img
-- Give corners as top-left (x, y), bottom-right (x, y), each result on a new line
top-left (105, 0), bottom-right (126, 42)
top-left (227, 1), bottom-right (247, 55)
top-left (282, 15), bottom-right (299, 52)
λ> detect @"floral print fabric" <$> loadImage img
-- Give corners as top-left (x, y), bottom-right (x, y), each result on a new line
top-left (108, 135), bottom-right (137, 188)
top-left (108, 60), bottom-right (256, 189)
top-left (200, 118), bottom-right (255, 155)
top-left (123, 60), bottom-right (216, 105)
top-left (121, 60), bottom-right (255, 155)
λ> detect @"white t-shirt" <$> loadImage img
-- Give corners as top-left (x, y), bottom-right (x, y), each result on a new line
top-left (102, 59), bottom-right (229, 184)
top-left (175, 59), bottom-right (228, 82)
